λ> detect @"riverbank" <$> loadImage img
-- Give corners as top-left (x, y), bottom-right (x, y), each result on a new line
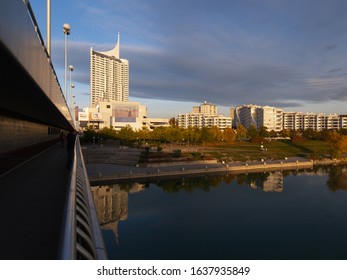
top-left (83, 143), bottom-right (347, 184)
top-left (86, 157), bottom-right (315, 184)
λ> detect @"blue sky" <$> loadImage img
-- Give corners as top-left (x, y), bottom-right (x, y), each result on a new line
top-left (30, 0), bottom-right (347, 118)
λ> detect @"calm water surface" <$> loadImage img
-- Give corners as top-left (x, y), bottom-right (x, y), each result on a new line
top-left (91, 166), bottom-right (347, 260)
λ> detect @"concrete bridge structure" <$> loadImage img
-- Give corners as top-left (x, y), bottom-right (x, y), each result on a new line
top-left (0, 0), bottom-right (106, 260)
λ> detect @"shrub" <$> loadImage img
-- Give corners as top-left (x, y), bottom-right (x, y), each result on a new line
top-left (172, 149), bottom-right (182, 158)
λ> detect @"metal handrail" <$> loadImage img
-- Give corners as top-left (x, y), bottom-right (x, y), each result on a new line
top-left (59, 137), bottom-right (108, 259)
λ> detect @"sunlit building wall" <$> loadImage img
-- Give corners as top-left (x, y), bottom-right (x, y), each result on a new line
top-left (177, 102), bottom-right (232, 130)
top-left (256, 106), bottom-right (283, 132)
top-left (192, 101), bottom-right (218, 115)
top-left (79, 101), bottom-right (169, 131)
top-left (234, 104), bottom-right (283, 131)
top-left (283, 112), bottom-right (346, 131)
top-left (90, 33), bottom-right (129, 107)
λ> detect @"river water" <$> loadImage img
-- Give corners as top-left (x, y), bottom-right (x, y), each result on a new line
top-left (91, 165), bottom-right (347, 260)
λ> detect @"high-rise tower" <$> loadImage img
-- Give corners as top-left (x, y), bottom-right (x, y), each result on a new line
top-left (90, 33), bottom-right (129, 107)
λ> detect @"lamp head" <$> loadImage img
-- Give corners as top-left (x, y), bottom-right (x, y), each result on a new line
top-left (63, 23), bottom-right (71, 35)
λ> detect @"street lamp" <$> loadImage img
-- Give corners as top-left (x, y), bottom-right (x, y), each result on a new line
top-left (68, 64), bottom-right (74, 110)
top-left (70, 84), bottom-right (76, 128)
top-left (63, 23), bottom-right (71, 100)
top-left (70, 84), bottom-right (75, 112)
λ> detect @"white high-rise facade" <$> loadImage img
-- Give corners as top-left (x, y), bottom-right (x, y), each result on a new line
top-left (90, 33), bottom-right (129, 107)
top-left (234, 104), bottom-right (283, 132)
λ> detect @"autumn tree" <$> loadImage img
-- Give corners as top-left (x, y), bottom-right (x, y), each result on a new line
top-left (327, 131), bottom-right (347, 158)
top-left (247, 125), bottom-right (258, 139)
top-left (209, 126), bottom-right (223, 142)
top-left (223, 127), bottom-right (236, 143)
top-left (258, 126), bottom-right (269, 138)
top-left (236, 124), bottom-right (247, 139)
top-left (117, 125), bottom-right (135, 141)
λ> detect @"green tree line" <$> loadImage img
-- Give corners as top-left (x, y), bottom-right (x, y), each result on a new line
top-left (80, 125), bottom-right (347, 158)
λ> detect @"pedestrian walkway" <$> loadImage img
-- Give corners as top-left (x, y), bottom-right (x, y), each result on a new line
top-left (0, 143), bottom-right (70, 259)
top-left (86, 156), bottom-right (314, 184)
top-left (82, 144), bottom-right (142, 166)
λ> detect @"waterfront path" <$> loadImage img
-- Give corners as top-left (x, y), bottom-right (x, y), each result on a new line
top-left (0, 142), bottom-right (70, 260)
top-left (86, 154), bottom-right (313, 184)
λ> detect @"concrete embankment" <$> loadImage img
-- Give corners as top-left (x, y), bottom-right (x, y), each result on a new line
top-left (86, 157), bottom-right (314, 184)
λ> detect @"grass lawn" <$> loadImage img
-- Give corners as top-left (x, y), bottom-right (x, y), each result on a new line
top-left (188, 140), bottom-right (329, 162)
top-left (144, 139), bottom-right (331, 163)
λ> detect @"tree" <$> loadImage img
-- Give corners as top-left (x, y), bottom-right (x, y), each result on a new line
top-left (281, 129), bottom-right (290, 138)
top-left (98, 127), bottom-right (117, 139)
top-left (137, 127), bottom-right (151, 142)
top-left (117, 125), bottom-right (135, 141)
top-left (258, 126), bottom-right (269, 138)
top-left (236, 125), bottom-right (247, 139)
top-left (200, 127), bottom-right (215, 142)
top-left (169, 117), bottom-right (176, 127)
top-left (183, 126), bottom-right (199, 146)
top-left (210, 126), bottom-right (223, 142)
top-left (247, 125), bottom-right (258, 139)
top-left (327, 131), bottom-right (343, 158)
top-left (223, 127), bottom-right (236, 143)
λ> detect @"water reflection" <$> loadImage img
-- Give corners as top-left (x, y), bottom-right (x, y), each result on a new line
top-left (91, 183), bottom-right (145, 246)
top-left (326, 165), bottom-right (347, 192)
top-left (91, 165), bottom-right (347, 259)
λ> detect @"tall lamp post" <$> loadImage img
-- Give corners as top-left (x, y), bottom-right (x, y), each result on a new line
top-left (46, 0), bottom-right (51, 57)
top-left (63, 23), bottom-right (71, 100)
top-left (71, 84), bottom-right (75, 127)
top-left (68, 64), bottom-right (74, 111)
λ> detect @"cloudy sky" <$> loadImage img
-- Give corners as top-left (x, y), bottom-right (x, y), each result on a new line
top-left (30, 0), bottom-right (347, 118)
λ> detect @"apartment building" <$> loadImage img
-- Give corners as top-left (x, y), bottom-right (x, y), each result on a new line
top-left (90, 33), bottom-right (129, 107)
top-left (282, 112), bottom-right (344, 131)
top-left (233, 105), bottom-right (283, 132)
top-left (177, 102), bottom-right (232, 130)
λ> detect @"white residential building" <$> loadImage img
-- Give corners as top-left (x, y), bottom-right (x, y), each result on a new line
top-left (192, 101), bottom-right (217, 115)
top-left (282, 112), bottom-right (345, 131)
top-left (90, 33), bottom-right (129, 107)
top-left (234, 104), bottom-right (283, 132)
top-left (177, 102), bottom-right (232, 130)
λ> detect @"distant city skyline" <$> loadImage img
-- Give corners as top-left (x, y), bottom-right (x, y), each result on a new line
top-left (30, 0), bottom-right (347, 118)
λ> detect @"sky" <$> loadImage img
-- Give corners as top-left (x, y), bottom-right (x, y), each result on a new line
top-left (29, 0), bottom-right (347, 118)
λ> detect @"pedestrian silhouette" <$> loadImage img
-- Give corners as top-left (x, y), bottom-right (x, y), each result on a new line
top-left (59, 131), bottom-right (65, 148)
top-left (66, 131), bottom-right (77, 169)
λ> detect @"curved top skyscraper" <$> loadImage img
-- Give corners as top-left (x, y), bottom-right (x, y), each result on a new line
top-left (90, 32), bottom-right (129, 107)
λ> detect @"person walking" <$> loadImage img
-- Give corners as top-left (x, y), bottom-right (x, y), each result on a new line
top-left (66, 130), bottom-right (77, 169)
top-left (59, 131), bottom-right (65, 148)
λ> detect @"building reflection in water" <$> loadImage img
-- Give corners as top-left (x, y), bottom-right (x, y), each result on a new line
top-left (91, 166), bottom-right (347, 251)
top-left (249, 171), bottom-right (284, 192)
top-left (91, 183), bottom-right (145, 245)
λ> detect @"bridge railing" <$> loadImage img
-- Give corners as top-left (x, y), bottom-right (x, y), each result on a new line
top-left (59, 137), bottom-right (108, 259)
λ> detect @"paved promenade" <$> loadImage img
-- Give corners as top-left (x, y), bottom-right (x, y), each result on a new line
top-left (86, 154), bottom-right (313, 184)
top-left (0, 142), bottom-right (70, 259)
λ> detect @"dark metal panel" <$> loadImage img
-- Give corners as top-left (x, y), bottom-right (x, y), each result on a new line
top-left (0, 0), bottom-right (74, 130)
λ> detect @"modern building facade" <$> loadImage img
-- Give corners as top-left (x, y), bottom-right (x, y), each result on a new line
top-left (233, 104), bottom-right (347, 132)
top-left (192, 101), bottom-right (218, 115)
top-left (79, 101), bottom-right (169, 131)
top-left (80, 32), bottom-right (170, 131)
top-left (282, 112), bottom-right (346, 131)
top-left (177, 102), bottom-right (232, 130)
top-left (79, 100), bottom-right (146, 131)
top-left (90, 33), bottom-right (129, 107)
top-left (233, 105), bottom-right (283, 132)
